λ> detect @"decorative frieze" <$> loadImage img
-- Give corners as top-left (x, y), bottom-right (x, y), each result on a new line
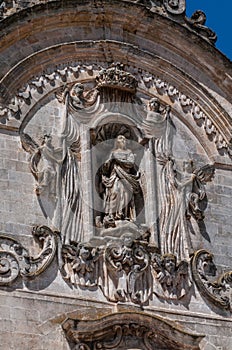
top-left (0, 0), bottom-right (217, 47)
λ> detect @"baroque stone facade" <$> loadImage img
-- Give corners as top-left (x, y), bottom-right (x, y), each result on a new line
top-left (0, 1), bottom-right (231, 349)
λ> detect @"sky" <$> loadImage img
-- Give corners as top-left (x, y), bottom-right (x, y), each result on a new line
top-left (186, 1), bottom-right (232, 60)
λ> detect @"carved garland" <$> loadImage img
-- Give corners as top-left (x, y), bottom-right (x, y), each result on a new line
top-left (0, 63), bottom-right (230, 157)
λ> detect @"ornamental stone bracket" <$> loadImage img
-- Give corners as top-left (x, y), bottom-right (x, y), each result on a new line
top-left (62, 311), bottom-right (205, 350)
top-left (0, 225), bottom-right (57, 285)
top-left (61, 234), bottom-right (192, 305)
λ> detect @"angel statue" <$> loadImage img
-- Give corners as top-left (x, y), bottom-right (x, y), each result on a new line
top-left (152, 253), bottom-right (192, 300)
top-left (158, 156), bottom-right (215, 262)
top-left (20, 82), bottom-right (99, 245)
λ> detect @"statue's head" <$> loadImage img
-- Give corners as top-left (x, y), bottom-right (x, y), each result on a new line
top-left (115, 135), bottom-right (127, 150)
top-left (122, 233), bottom-right (134, 248)
top-left (201, 253), bottom-right (217, 277)
top-left (71, 83), bottom-right (84, 97)
top-left (162, 253), bottom-right (177, 273)
top-left (79, 244), bottom-right (91, 260)
top-left (149, 97), bottom-right (160, 112)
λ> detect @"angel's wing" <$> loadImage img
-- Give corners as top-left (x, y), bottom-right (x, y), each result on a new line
top-left (20, 133), bottom-right (39, 154)
top-left (194, 164), bottom-right (215, 184)
top-left (62, 244), bottom-right (78, 260)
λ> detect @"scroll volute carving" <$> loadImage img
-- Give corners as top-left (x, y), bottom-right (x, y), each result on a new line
top-left (192, 249), bottom-right (232, 311)
top-left (163, 0), bottom-right (186, 15)
top-left (0, 226), bottom-right (57, 285)
top-left (184, 10), bottom-right (217, 44)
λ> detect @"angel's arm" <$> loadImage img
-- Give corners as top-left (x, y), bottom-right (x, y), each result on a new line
top-left (193, 164), bottom-right (215, 198)
top-left (20, 133), bottom-right (39, 154)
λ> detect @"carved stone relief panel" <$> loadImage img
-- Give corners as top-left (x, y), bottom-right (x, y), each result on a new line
top-left (0, 63), bottom-right (231, 313)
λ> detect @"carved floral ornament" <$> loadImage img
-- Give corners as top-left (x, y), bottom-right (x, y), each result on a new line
top-left (1, 64), bottom-right (232, 313)
top-left (0, 0), bottom-right (216, 44)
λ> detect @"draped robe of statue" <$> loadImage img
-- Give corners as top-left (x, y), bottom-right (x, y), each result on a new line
top-left (158, 158), bottom-right (194, 262)
top-left (102, 135), bottom-right (141, 224)
top-left (152, 110), bottom-right (193, 262)
top-left (44, 92), bottom-right (84, 245)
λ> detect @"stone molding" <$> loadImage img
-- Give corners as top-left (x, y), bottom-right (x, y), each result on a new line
top-left (0, 65), bottom-right (232, 314)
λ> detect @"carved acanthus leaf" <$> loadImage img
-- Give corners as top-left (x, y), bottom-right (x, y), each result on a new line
top-left (21, 225), bottom-right (57, 277)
